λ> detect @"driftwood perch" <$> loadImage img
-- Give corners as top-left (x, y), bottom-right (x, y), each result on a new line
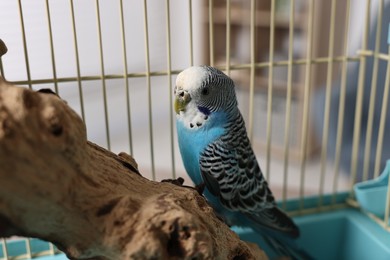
top-left (0, 76), bottom-right (267, 259)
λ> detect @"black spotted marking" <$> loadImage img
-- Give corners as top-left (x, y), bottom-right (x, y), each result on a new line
top-left (190, 123), bottom-right (194, 128)
top-left (198, 106), bottom-right (210, 116)
top-left (196, 122), bottom-right (202, 127)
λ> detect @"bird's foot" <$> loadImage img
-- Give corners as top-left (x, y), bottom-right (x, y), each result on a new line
top-left (161, 177), bottom-right (185, 186)
top-left (161, 179), bottom-right (207, 197)
top-left (195, 182), bottom-right (206, 195)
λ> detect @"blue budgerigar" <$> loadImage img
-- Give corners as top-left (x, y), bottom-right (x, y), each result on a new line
top-left (174, 66), bottom-right (311, 260)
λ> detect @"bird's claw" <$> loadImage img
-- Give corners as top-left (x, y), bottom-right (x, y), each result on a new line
top-left (161, 178), bottom-right (206, 198)
top-left (195, 182), bottom-right (206, 195)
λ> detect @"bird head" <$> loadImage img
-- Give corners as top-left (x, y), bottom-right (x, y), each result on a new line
top-left (174, 66), bottom-right (237, 116)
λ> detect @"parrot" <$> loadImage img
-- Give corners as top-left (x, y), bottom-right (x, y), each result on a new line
top-left (174, 66), bottom-right (312, 260)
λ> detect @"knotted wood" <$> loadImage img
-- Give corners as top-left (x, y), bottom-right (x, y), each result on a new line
top-left (0, 77), bottom-right (267, 260)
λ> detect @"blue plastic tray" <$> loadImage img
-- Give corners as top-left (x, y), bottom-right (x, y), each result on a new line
top-left (237, 208), bottom-right (390, 260)
top-left (354, 160), bottom-right (390, 217)
top-left (0, 239), bottom-right (66, 259)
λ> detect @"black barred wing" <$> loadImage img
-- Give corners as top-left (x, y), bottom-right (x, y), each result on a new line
top-left (199, 113), bottom-right (299, 237)
top-left (199, 131), bottom-right (275, 212)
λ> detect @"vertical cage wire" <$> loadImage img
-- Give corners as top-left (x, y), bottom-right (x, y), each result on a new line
top-left (362, 0), bottom-right (385, 181)
top-left (349, 0), bottom-right (371, 188)
top-left (374, 45), bottom-right (390, 178)
top-left (247, 0), bottom-right (256, 143)
top-left (95, 0), bottom-right (111, 150)
top-left (48, 242), bottom-right (56, 257)
top-left (265, 0), bottom-right (276, 181)
top-left (69, 0), bottom-right (86, 121)
top-left (208, 0), bottom-right (214, 66)
top-left (386, 173), bottom-right (390, 228)
top-left (225, 0), bottom-right (231, 76)
top-left (44, 0), bottom-right (59, 94)
top-left (332, 0), bottom-right (352, 203)
top-left (165, 0), bottom-right (176, 178)
top-left (380, 45), bottom-right (390, 229)
top-left (282, 0), bottom-right (295, 208)
top-left (119, 0), bottom-right (134, 155)
top-left (319, 0), bottom-right (337, 207)
top-left (142, 0), bottom-right (156, 180)
top-left (299, 0), bottom-right (315, 210)
top-left (188, 0), bottom-right (194, 66)
top-left (1, 239), bottom-right (8, 260)
top-left (24, 238), bottom-right (32, 259)
top-left (17, 0), bottom-right (32, 89)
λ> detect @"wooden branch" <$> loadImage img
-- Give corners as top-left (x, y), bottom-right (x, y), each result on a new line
top-left (0, 77), bottom-right (267, 259)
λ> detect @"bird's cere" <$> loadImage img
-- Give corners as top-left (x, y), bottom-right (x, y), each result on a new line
top-left (174, 87), bottom-right (191, 114)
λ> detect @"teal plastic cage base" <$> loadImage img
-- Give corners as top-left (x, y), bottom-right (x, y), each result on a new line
top-left (237, 208), bottom-right (390, 260)
top-left (236, 192), bottom-right (390, 260)
top-left (1, 193), bottom-right (390, 260)
top-left (0, 239), bottom-right (65, 260)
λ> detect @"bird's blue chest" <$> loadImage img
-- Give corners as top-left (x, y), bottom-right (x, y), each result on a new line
top-left (176, 111), bottom-right (227, 185)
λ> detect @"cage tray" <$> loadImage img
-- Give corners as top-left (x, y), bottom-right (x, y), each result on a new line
top-left (236, 208), bottom-right (390, 260)
top-left (0, 238), bottom-right (66, 259)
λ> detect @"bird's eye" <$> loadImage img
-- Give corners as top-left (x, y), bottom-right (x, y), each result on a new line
top-left (201, 87), bottom-right (209, 96)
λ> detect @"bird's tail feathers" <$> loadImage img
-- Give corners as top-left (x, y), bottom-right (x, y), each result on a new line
top-left (246, 207), bottom-right (300, 238)
top-left (262, 235), bottom-right (314, 260)
top-left (244, 213), bottom-right (314, 260)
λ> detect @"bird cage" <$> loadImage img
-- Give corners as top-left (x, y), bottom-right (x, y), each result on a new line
top-left (0, 0), bottom-right (390, 259)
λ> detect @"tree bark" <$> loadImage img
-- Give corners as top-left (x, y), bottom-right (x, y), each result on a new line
top-left (0, 77), bottom-right (267, 260)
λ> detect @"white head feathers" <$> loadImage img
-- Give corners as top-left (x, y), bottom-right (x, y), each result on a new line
top-left (176, 66), bottom-right (208, 92)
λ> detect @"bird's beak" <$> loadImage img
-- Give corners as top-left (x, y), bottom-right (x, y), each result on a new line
top-left (174, 88), bottom-right (191, 114)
